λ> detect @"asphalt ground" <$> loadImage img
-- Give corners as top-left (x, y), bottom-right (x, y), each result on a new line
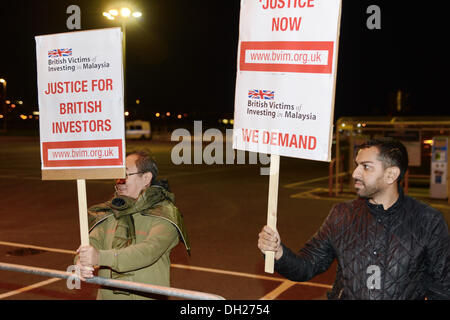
top-left (0, 136), bottom-right (449, 301)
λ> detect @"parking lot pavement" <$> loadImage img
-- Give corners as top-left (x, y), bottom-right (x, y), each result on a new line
top-left (0, 136), bottom-right (448, 300)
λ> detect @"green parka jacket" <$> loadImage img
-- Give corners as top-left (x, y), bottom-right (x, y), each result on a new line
top-left (87, 184), bottom-right (190, 300)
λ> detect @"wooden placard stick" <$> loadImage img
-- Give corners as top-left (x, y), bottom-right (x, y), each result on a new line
top-left (265, 154), bottom-right (280, 274)
top-left (77, 179), bottom-right (90, 246)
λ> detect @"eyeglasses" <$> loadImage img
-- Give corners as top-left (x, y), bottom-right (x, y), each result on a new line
top-left (125, 171), bottom-right (145, 178)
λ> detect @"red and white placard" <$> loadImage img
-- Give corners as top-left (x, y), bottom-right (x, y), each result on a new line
top-left (35, 28), bottom-right (125, 179)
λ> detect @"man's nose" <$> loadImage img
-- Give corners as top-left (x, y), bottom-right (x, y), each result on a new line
top-left (352, 166), bottom-right (360, 180)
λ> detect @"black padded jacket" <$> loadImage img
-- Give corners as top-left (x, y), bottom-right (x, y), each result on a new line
top-left (275, 190), bottom-right (450, 299)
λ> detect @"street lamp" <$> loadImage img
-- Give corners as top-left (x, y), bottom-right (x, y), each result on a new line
top-left (0, 78), bottom-right (6, 132)
top-left (102, 7), bottom-right (142, 110)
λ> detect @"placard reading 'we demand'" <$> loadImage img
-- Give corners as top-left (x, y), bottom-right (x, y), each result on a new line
top-left (233, 0), bottom-right (342, 161)
top-left (35, 28), bottom-right (126, 179)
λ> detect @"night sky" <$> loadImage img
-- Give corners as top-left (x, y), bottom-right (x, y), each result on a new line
top-left (0, 0), bottom-right (447, 123)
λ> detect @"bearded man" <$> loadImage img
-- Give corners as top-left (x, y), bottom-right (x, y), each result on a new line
top-left (258, 138), bottom-right (450, 299)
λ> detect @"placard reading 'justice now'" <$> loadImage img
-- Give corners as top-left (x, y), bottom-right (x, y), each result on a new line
top-left (233, 0), bottom-right (342, 161)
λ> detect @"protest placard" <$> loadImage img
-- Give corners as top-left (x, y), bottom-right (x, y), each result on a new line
top-left (36, 28), bottom-right (125, 180)
top-left (35, 28), bottom-right (125, 245)
top-left (233, 0), bottom-right (342, 272)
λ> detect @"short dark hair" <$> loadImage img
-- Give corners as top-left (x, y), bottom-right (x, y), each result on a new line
top-left (127, 150), bottom-right (158, 183)
top-left (357, 138), bottom-right (409, 182)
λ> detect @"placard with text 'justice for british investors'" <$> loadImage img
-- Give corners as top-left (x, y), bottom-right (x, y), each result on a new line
top-left (233, 0), bottom-right (342, 161)
top-left (35, 28), bottom-right (125, 179)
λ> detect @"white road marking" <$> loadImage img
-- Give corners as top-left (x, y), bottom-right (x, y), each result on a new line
top-left (284, 172), bottom-right (349, 189)
top-left (259, 280), bottom-right (297, 300)
top-left (0, 241), bottom-right (76, 255)
top-left (0, 240), bottom-right (333, 298)
top-left (171, 263), bottom-right (332, 290)
top-left (0, 278), bottom-right (61, 299)
top-left (283, 176), bottom-right (330, 188)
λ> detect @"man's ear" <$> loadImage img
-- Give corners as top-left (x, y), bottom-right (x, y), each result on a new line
top-left (143, 172), bottom-right (153, 187)
top-left (385, 167), bottom-right (400, 185)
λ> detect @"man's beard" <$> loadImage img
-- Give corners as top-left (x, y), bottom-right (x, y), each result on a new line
top-left (354, 180), bottom-right (380, 199)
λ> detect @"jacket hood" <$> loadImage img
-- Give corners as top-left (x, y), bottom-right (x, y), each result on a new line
top-left (88, 184), bottom-right (190, 255)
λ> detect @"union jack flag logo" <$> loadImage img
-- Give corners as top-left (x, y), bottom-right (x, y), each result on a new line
top-left (248, 89), bottom-right (275, 100)
top-left (48, 48), bottom-right (72, 58)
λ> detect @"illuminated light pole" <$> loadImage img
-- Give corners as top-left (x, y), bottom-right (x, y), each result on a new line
top-left (0, 78), bottom-right (6, 132)
top-left (102, 7), bottom-right (142, 112)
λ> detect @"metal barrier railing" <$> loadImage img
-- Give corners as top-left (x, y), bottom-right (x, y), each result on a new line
top-left (0, 262), bottom-right (225, 300)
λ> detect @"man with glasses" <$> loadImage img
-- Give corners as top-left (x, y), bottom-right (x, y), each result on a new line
top-left (76, 150), bottom-right (190, 300)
